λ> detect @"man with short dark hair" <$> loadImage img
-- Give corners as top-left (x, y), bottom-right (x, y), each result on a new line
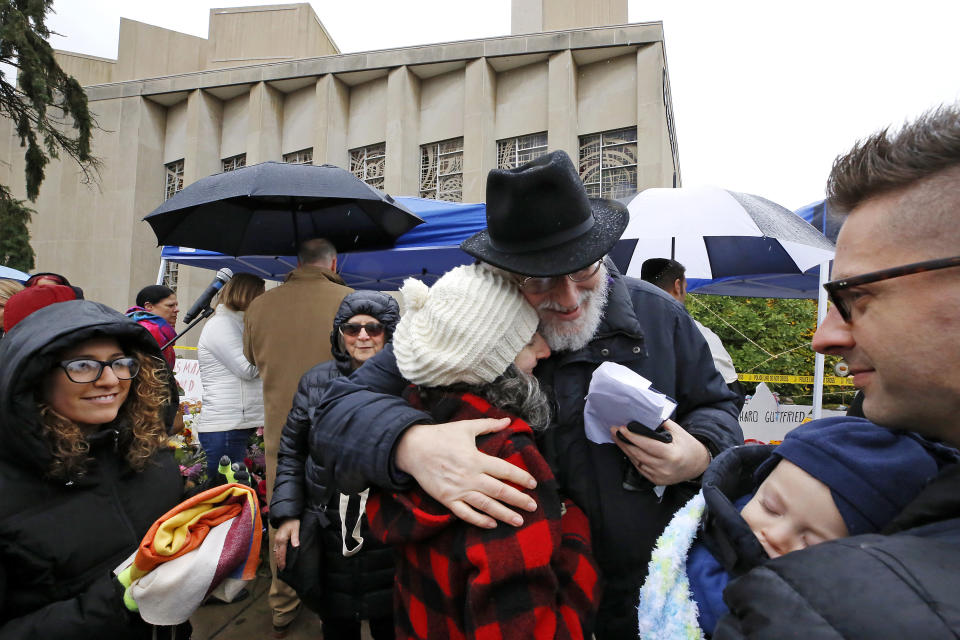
top-left (312, 151), bottom-right (743, 637)
top-left (641, 257), bottom-right (743, 408)
top-left (244, 237), bottom-right (352, 637)
top-left (714, 105), bottom-right (960, 638)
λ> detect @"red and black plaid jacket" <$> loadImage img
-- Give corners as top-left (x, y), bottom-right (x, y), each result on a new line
top-left (366, 391), bottom-right (601, 639)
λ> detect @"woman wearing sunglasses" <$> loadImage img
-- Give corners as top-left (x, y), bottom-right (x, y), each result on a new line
top-left (0, 300), bottom-right (186, 639)
top-left (271, 290), bottom-right (400, 640)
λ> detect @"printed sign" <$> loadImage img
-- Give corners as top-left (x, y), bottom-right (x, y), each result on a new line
top-left (739, 382), bottom-right (845, 443)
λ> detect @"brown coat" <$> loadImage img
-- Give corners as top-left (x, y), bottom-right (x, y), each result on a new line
top-left (243, 264), bottom-right (352, 502)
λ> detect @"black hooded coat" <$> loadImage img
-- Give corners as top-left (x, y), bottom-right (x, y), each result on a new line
top-left (270, 290), bottom-right (400, 622)
top-left (0, 301), bottom-right (184, 639)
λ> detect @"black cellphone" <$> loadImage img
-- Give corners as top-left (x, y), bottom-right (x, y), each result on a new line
top-left (625, 420), bottom-right (673, 443)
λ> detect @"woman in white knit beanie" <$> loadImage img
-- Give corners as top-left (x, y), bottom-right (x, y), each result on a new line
top-left (365, 264), bottom-right (602, 639)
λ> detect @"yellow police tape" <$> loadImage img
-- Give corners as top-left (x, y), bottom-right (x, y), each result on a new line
top-left (738, 373), bottom-right (855, 387)
top-left (174, 346), bottom-right (198, 351)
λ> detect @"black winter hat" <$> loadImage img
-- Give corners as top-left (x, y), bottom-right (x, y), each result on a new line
top-left (460, 150), bottom-right (628, 276)
top-left (755, 417), bottom-right (940, 535)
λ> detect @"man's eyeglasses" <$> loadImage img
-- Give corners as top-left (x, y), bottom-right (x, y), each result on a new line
top-left (339, 322), bottom-right (385, 338)
top-left (518, 260), bottom-right (603, 294)
top-left (824, 255), bottom-right (960, 323)
top-left (58, 357), bottom-right (141, 383)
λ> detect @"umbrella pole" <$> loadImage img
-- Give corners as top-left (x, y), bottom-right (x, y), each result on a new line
top-left (671, 238), bottom-right (676, 260)
top-left (812, 259), bottom-right (830, 419)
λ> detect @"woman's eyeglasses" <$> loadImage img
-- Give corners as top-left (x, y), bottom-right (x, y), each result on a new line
top-left (824, 255), bottom-right (960, 322)
top-left (339, 323), bottom-right (385, 338)
top-left (518, 260), bottom-right (603, 294)
top-left (58, 357), bottom-right (141, 383)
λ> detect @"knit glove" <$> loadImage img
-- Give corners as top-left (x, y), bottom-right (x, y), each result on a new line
top-left (116, 568), bottom-right (139, 612)
top-left (218, 455), bottom-right (254, 488)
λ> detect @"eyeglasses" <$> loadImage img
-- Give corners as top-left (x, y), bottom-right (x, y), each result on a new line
top-left (823, 255), bottom-right (960, 323)
top-left (518, 260), bottom-right (603, 294)
top-left (58, 357), bottom-right (141, 383)
top-left (339, 322), bottom-right (385, 338)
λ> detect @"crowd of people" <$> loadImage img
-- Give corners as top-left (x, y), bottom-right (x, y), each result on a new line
top-left (0, 102), bottom-right (958, 640)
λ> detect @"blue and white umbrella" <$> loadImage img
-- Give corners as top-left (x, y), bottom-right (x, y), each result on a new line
top-left (620, 186), bottom-right (835, 283)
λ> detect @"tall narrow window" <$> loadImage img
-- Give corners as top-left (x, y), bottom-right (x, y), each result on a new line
top-left (420, 137), bottom-right (463, 202)
top-left (497, 132), bottom-right (548, 169)
top-left (283, 148), bottom-right (313, 165)
top-left (349, 143), bottom-right (386, 190)
top-left (164, 159), bottom-right (184, 201)
top-left (162, 261), bottom-right (179, 292)
top-left (578, 127), bottom-right (638, 199)
top-left (222, 154), bottom-right (246, 172)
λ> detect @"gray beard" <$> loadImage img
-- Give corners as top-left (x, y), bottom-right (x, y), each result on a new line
top-left (537, 266), bottom-right (609, 353)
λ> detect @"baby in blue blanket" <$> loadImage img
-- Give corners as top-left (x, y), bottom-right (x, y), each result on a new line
top-left (637, 416), bottom-right (951, 639)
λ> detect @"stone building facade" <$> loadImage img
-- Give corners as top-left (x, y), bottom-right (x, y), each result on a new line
top-left (0, 0), bottom-right (680, 343)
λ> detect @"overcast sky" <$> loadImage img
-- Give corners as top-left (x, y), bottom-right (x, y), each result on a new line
top-left (45, 0), bottom-right (960, 211)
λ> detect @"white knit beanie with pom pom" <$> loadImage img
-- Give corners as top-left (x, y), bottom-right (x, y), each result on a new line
top-left (394, 264), bottom-right (539, 387)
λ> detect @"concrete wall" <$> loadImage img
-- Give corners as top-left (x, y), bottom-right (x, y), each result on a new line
top-left (513, 0), bottom-right (627, 34)
top-left (281, 85), bottom-right (316, 156)
top-left (54, 4), bottom-right (338, 87)
top-left (346, 79), bottom-right (388, 152)
top-left (495, 62), bottom-right (549, 140)
top-left (13, 22), bottom-right (678, 345)
top-left (578, 50), bottom-right (637, 135)
top-left (220, 94), bottom-right (248, 161)
top-left (163, 101), bottom-right (188, 165)
top-left (207, 4), bottom-right (338, 70)
top-left (53, 51), bottom-right (116, 87)
top-left (116, 19), bottom-right (208, 83)
top-left (419, 71), bottom-right (465, 145)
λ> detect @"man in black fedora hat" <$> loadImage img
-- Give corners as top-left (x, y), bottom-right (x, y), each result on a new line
top-left (309, 151), bottom-right (742, 637)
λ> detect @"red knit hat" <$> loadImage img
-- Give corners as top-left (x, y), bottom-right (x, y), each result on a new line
top-left (3, 285), bottom-right (78, 332)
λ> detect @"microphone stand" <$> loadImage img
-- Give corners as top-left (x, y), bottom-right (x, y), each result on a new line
top-left (160, 306), bottom-right (216, 351)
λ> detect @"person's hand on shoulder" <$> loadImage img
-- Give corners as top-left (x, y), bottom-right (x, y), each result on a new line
top-left (395, 419), bottom-right (539, 529)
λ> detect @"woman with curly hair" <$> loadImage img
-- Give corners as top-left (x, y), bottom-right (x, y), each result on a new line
top-left (0, 299), bottom-right (187, 639)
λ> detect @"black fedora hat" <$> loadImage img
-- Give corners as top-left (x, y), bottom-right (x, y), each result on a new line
top-left (460, 150), bottom-right (628, 276)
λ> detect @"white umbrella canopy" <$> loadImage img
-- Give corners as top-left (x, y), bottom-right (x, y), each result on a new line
top-left (621, 186), bottom-right (834, 281)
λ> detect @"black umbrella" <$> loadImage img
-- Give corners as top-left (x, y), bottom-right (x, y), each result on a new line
top-left (144, 161), bottom-right (424, 255)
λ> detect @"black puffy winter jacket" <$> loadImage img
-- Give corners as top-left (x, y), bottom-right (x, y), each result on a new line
top-left (270, 290), bottom-right (398, 622)
top-left (0, 301), bottom-right (184, 640)
top-left (309, 263), bottom-right (744, 636)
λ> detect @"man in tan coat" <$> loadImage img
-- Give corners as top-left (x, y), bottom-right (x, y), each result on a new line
top-left (244, 237), bottom-right (352, 637)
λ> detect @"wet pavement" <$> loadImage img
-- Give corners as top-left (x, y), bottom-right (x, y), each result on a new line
top-left (190, 547), bottom-right (371, 640)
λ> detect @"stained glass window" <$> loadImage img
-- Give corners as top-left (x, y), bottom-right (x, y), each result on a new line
top-left (578, 127), bottom-right (638, 199)
top-left (164, 159), bottom-right (184, 201)
top-left (283, 148), bottom-right (313, 165)
top-left (420, 137), bottom-right (463, 202)
top-left (222, 154), bottom-right (246, 172)
top-left (497, 132), bottom-right (548, 169)
top-left (349, 143), bottom-right (386, 190)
